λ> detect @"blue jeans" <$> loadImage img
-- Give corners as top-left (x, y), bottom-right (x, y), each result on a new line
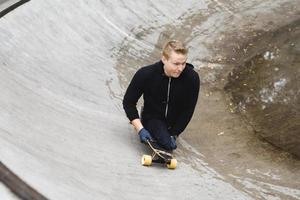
top-left (144, 119), bottom-right (173, 150)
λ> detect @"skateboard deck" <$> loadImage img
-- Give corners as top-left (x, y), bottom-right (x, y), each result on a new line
top-left (141, 140), bottom-right (177, 169)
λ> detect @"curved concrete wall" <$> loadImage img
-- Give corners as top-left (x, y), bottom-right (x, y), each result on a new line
top-left (0, 0), bottom-right (299, 199)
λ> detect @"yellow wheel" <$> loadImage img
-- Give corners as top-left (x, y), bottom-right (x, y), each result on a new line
top-left (167, 159), bottom-right (177, 169)
top-left (141, 155), bottom-right (152, 166)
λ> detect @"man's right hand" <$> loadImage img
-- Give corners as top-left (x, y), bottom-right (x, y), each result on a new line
top-left (138, 128), bottom-right (153, 143)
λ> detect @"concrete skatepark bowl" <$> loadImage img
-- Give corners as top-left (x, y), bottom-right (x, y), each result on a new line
top-left (0, 0), bottom-right (300, 199)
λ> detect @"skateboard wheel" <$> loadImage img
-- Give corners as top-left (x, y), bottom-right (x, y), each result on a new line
top-left (167, 159), bottom-right (177, 169)
top-left (141, 155), bottom-right (152, 166)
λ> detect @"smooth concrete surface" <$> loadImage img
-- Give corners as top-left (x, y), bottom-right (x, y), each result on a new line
top-left (0, 0), bottom-right (300, 199)
top-left (0, 183), bottom-right (18, 200)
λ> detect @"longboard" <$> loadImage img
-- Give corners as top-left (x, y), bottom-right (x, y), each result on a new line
top-left (141, 140), bottom-right (177, 169)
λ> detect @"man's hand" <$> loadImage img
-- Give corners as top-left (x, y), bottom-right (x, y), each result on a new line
top-left (138, 128), bottom-right (153, 143)
top-left (170, 136), bottom-right (177, 150)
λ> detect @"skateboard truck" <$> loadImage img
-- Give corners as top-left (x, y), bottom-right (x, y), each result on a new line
top-left (141, 140), bottom-right (177, 169)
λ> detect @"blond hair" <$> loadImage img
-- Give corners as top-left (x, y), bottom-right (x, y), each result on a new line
top-left (162, 40), bottom-right (188, 59)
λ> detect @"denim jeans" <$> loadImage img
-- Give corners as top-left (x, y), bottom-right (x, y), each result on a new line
top-left (144, 119), bottom-right (173, 150)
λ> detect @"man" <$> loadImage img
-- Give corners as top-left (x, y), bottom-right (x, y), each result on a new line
top-left (123, 40), bottom-right (200, 151)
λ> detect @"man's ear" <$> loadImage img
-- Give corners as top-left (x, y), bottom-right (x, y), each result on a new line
top-left (161, 55), bottom-right (167, 64)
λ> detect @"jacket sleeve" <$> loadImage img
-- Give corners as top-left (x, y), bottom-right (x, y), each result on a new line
top-left (170, 72), bottom-right (200, 136)
top-left (122, 68), bottom-right (146, 122)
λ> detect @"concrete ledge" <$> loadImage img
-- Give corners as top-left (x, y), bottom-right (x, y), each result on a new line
top-left (0, 162), bottom-right (48, 200)
top-left (0, 0), bottom-right (30, 18)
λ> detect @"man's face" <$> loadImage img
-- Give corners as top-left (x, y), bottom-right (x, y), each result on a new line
top-left (162, 51), bottom-right (187, 78)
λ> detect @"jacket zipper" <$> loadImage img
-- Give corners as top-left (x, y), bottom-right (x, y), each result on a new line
top-left (165, 77), bottom-right (171, 118)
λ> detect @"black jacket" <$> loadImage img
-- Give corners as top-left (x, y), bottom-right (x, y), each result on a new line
top-left (123, 60), bottom-right (200, 136)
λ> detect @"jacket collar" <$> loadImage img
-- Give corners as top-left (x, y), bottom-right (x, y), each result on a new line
top-left (155, 60), bottom-right (166, 76)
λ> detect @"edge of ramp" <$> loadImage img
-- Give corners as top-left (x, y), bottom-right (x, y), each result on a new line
top-left (0, 162), bottom-right (48, 200)
top-left (0, 0), bottom-right (30, 18)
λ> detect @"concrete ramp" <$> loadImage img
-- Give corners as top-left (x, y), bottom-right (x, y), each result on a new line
top-left (0, 0), bottom-right (299, 199)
